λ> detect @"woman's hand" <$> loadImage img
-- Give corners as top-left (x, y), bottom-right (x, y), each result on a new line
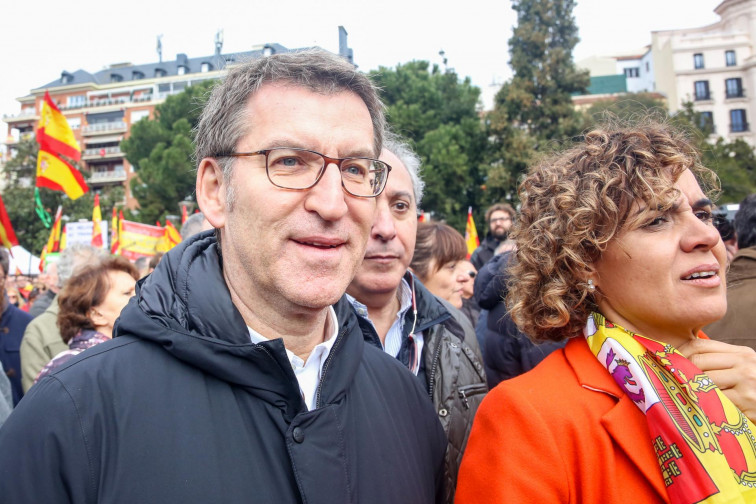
top-left (678, 338), bottom-right (756, 423)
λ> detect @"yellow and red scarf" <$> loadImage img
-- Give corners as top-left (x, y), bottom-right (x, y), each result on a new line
top-left (585, 312), bottom-right (756, 504)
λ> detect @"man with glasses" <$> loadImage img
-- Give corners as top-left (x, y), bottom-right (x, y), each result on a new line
top-left (346, 134), bottom-right (487, 503)
top-left (0, 50), bottom-right (445, 503)
top-left (470, 203), bottom-right (516, 271)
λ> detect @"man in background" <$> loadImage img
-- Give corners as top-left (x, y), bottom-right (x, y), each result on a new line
top-left (706, 193), bottom-right (756, 350)
top-left (470, 203), bottom-right (515, 271)
top-left (0, 249), bottom-right (32, 404)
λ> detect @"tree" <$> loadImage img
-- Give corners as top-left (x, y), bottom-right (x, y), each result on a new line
top-left (584, 92), bottom-right (668, 127)
top-left (121, 80), bottom-right (214, 224)
top-left (485, 0), bottom-right (589, 202)
top-left (369, 61), bottom-right (488, 230)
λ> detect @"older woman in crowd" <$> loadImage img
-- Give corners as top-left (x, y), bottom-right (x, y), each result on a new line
top-left (410, 221), bottom-right (471, 309)
top-left (456, 122), bottom-right (756, 503)
top-left (35, 256), bottom-right (138, 383)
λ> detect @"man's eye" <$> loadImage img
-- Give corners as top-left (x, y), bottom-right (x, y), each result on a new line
top-left (393, 202), bottom-right (409, 212)
top-left (695, 210), bottom-right (713, 223)
top-left (342, 163), bottom-right (367, 177)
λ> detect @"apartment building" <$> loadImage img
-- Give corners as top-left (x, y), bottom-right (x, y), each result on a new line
top-left (2, 27), bottom-right (354, 208)
top-left (652, 0), bottom-right (756, 142)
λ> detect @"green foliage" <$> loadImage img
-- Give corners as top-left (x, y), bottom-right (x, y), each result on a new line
top-left (121, 80), bottom-right (214, 224)
top-left (369, 61), bottom-right (487, 230)
top-left (584, 93), bottom-right (668, 127)
top-left (485, 0), bottom-right (589, 203)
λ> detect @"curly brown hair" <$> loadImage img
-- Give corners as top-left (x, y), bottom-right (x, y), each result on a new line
top-left (508, 121), bottom-right (719, 343)
top-left (57, 256), bottom-right (139, 344)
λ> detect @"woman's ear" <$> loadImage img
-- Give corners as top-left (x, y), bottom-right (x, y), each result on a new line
top-left (89, 308), bottom-right (107, 330)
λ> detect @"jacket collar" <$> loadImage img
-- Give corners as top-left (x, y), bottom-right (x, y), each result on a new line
top-left (116, 231), bottom-right (364, 421)
top-left (564, 338), bottom-right (668, 500)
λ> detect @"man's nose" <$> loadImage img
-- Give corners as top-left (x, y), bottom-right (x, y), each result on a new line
top-left (303, 162), bottom-right (349, 221)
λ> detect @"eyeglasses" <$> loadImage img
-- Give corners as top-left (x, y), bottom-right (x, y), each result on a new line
top-left (490, 217), bottom-right (511, 224)
top-left (216, 147), bottom-right (392, 198)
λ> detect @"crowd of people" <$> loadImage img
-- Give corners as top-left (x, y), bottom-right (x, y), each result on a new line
top-left (0, 50), bottom-right (755, 503)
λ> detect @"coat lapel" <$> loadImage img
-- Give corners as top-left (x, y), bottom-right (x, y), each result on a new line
top-left (565, 339), bottom-right (668, 501)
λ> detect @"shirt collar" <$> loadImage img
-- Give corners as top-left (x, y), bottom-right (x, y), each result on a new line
top-left (346, 277), bottom-right (413, 327)
top-left (247, 306), bottom-right (339, 363)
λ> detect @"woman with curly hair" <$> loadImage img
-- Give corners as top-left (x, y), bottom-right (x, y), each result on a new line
top-left (35, 256), bottom-right (138, 384)
top-left (456, 122), bottom-right (756, 503)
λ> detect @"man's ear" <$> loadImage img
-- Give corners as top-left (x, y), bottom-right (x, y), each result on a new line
top-left (196, 157), bottom-right (227, 229)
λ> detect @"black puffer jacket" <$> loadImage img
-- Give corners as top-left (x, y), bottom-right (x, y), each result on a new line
top-left (358, 273), bottom-right (487, 504)
top-left (475, 252), bottom-right (565, 388)
top-left (0, 233), bottom-right (446, 504)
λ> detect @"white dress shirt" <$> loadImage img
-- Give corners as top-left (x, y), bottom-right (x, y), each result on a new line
top-left (247, 306), bottom-right (338, 410)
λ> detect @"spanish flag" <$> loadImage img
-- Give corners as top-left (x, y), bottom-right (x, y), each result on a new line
top-left (35, 91), bottom-right (88, 200)
top-left (156, 220), bottom-right (182, 253)
top-left (0, 194), bottom-right (19, 250)
top-left (110, 208), bottom-right (120, 255)
top-left (36, 91), bottom-right (81, 161)
top-left (464, 207), bottom-right (479, 259)
top-left (39, 206), bottom-right (62, 272)
top-left (181, 205), bottom-right (188, 225)
top-left (91, 194), bottom-right (103, 248)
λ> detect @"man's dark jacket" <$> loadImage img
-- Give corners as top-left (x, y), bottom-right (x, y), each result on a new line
top-left (475, 252), bottom-right (565, 387)
top-left (0, 233), bottom-right (446, 503)
top-left (470, 233), bottom-right (499, 271)
top-left (0, 301), bottom-right (32, 405)
top-left (356, 273), bottom-right (487, 504)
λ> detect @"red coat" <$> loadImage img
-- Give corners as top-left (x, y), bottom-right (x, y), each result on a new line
top-left (456, 337), bottom-right (669, 504)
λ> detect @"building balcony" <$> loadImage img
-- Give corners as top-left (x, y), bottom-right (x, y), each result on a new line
top-left (730, 123), bottom-right (749, 133)
top-left (89, 167), bottom-right (127, 184)
top-left (82, 146), bottom-right (125, 160)
top-left (725, 90), bottom-right (746, 100)
top-left (58, 93), bottom-right (159, 111)
top-left (2, 110), bottom-right (38, 124)
top-left (694, 94), bottom-right (711, 101)
top-left (82, 121), bottom-right (128, 135)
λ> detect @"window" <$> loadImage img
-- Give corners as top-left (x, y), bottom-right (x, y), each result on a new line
top-left (730, 109), bottom-right (748, 132)
top-left (646, 62), bottom-right (650, 72)
top-left (699, 111), bottom-right (714, 132)
top-left (67, 95), bottom-right (86, 108)
top-left (726, 50), bottom-right (737, 67)
top-left (623, 67), bottom-right (640, 78)
top-left (130, 110), bottom-right (150, 123)
top-left (694, 53), bottom-right (704, 69)
top-left (132, 70), bottom-right (145, 80)
top-left (110, 73), bottom-right (123, 83)
top-left (726, 78), bottom-right (744, 98)
top-left (694, 81), bottom-right (710, 100)
top-left (154, 68), bottom-right (166, 78)
top-left (177, 66), bottom-right (187, 75)
top-left (67, 117), bottom-right (81, 130)
top-left (201, 62), bottom-right (212, 73)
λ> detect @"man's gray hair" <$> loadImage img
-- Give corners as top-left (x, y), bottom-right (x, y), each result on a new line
top-left (195, 49), bottom-right (386, 205)
top-left (382, 131), bottom-right (424, 207)
top-left (57, 244), bottom-right (107, 288)
top-left (180, 212), bottom-right (208, 239)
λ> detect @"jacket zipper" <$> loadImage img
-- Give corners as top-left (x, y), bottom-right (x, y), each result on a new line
top-left (315, 325), bottom-right (349, 409)
top-left (458, 383), bottom-right (488, 409)
top-left (426, 332), bottom-right (443, 400)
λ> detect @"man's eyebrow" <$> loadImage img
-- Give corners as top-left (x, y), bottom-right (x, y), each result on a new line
top-left (388, 189), bottom-right (414, 202)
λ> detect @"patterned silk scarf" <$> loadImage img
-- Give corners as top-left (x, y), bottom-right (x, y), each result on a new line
top-left (585, 312), bottom-right (756, 504)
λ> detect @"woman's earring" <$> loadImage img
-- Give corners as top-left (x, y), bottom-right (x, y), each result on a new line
top-left (588, 279), bottom-right (595, 292)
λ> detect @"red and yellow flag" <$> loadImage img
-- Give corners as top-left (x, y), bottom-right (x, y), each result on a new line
top-left (464, 207), bottom-right (479, 259)
top-left (110, 208), bottom-right (120, 255)
top-left (0, 194), bottom-right (19, 250)
top-left (181, 205), bottom-right (188, 225)
top-left (35, 91), bottom-right (88, 200)
top-left (91, 194), bottom-right (103, 248)
top-left (156, 220), bottom-right (182, 253)
top-left (39, 206), bottom-right (63, 272)
top-left (36, 91), bottom-right (81, 161)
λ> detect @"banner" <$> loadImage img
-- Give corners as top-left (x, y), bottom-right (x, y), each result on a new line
top-left (119, 220), bottom-right (165, 260)
top-left (65, 221), bottom-right (109, 249)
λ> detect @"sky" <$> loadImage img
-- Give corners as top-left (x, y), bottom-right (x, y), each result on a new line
top-left (1, 0), bottom-right (724, 133)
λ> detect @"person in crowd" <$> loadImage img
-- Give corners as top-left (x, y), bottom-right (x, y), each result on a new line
top-left (19, 244), bottom-right (106, 392)
top-left (0, 50), bottom-right (446, 503)
top-left (457, 122), bottom-right (756, 503)
top-left (6, 286), bottom-right (22, 308)
top-left (411, 222), bottom-right (472, 310)
top-left (180, 211), bottom-right (213, 239)
top-left (147, 252), bottom-right (163, 274)
top-left (134, 256), bottom-right (150, 279)
top-left (35, 256), bottom-right (138, 383)
top-left (469, 202), bottom-right (515, 271)
top-left (0, 249), bottom-right (33, 405)
top-left (474, 250), bottom-right (565, 388)
top-left (346, 135), bottom-right (487, 503)
top-left (456, 259), bottom-right (480, 326)
top-left (29, 261), bottom-right (58, 317)
top-left (706, 193), bottom-right (756, 350)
